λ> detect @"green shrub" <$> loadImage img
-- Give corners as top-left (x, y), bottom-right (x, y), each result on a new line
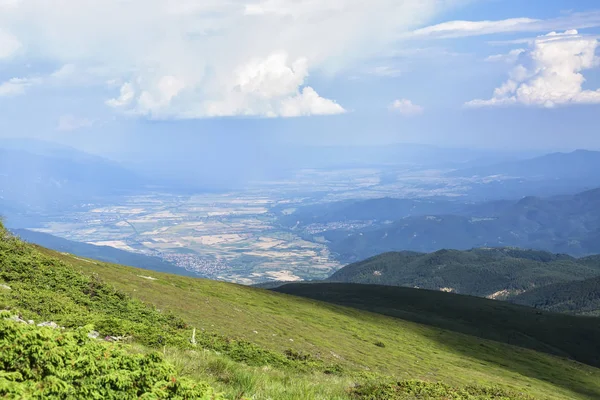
top-left (349, 380), bottom-right (535, 400)
top-left (284, 348), bottom-right (313, 362)
top-left (0, 312), bottom-right (221, 399)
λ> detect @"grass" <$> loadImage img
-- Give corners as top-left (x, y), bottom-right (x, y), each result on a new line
top-left (2, 224), bottom-right (600, 399)
top-left (153, 346), bottom-right (355, 400)
top-left (272, 282), bottom-right (600, 367)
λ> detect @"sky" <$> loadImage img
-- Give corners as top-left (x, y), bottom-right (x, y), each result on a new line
top-left (1, 0), bottom-right (600, 157)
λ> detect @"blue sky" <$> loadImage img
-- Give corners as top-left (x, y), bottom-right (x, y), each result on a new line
top-left (1, 0), bottom-right (600, 155)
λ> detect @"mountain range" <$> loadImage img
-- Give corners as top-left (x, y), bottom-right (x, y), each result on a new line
top-left (449, 149), bottom-right (600, 181)
top-left (315, 187), bottom-right (600, 262)
top-left (324, 247), bottom-right (600, 310)
top-left (0, 140), bottom-right (145, 215)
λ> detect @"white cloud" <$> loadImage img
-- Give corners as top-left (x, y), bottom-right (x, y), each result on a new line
top-left (50, 64), bottom-right (77, 80)
top-left (0, 63), bottom-right (81, 97)
top-left (105, 82), bottom-right (135, 108)
top-left (389, 99), bottom-right (424, 116)
top-left (105, 53), bottom-right (345, 118)
top-left (466, 30), bottom-right (600, 108)
top-left (411, 11), bottom-right (600, 39)
top-left (412, 18), bottom-right (539, 38)
top-left (0, 29), bottom-right (21, 59)
top-left (56, 114), bottom-right (94, 131)
top-left (0, 77), bottom-right (38, 96)
top-left (279, 87), bottom-right (345, 117)
top-left (0, 0), bottom-right (22, 60)
top-left (369, 66), bottom-right (403, 77)
top-left (0, 0), bottom-right (452, 118)
top-left (485, 49), bottom-right (526, 63)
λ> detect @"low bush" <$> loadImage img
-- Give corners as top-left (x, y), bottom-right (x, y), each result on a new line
top-left (0, 312), bottom-right (221, 399)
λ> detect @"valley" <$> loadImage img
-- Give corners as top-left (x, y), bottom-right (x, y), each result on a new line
top-left (28, 192), bottom-right (339, 284)
top-left (6, 146), bottom-right (600, 285)
top-left (16, 165), bottom-right (483, 284)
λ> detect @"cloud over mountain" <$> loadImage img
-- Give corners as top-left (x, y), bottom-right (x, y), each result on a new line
top-left (0, 0), bottom-right (450, 119)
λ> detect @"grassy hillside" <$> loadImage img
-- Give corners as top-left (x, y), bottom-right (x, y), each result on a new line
top-left (2, 223), bottom-right (600, 399)
top-left (12, 228), bottom-right (198, 277)
top-left (327, 248), bottom-right (600, 302)
top-left (273, 282), bottom-right (600, 367)
top-left (510, 276), bottom-right (600, 316)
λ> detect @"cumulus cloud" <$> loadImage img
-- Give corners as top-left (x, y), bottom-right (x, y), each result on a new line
top-left (0, 0), bottom-right (451, 119)
top-left (104, 53), bottom-right (345, 118)
top-left (389, 99), bottom-right (424, 116)
top-left (466, 30), bottom-right (600, 108)
top-left (485, 49), bottom-right (526, 63)
top-left (411, 11), bottom-right (600, 39)
top-left (279, 87), bottom-right (345, 117)
top-left (56, 115), bottom-right (94, 131)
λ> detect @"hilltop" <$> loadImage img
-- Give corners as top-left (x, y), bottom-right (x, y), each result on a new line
top-left (1, 222), bottom-right (600, 398)
top-left (326, 248), bottom-right (600, 302)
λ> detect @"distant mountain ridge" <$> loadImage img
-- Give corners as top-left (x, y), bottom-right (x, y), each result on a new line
top-left (0, 141), bottom-right (146, 218)
top-left (326, 247), bottom-right (600, 303)
top-left (449, 149), bottom-right (600, 180)
top-left (319, 187), bottom-right (600, 261)
top-left (276, 197), bottom-right (464, 228)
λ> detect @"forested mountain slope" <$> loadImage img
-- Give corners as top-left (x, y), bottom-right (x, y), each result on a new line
top-left (327, 248), bottom-right (600, 301)
top-left (510, 276), bottom-right (600, 316)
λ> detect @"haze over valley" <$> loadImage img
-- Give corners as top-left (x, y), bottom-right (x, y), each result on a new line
top-left (3, 139), bottom-right (600, 284)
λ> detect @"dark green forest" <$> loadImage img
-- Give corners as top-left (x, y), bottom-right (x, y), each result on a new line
top-left (326, 248), bottom-right (600, 303)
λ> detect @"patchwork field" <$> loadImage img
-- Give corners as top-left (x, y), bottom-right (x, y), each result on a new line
top-left (32, 192), bottom-right (342, 283)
